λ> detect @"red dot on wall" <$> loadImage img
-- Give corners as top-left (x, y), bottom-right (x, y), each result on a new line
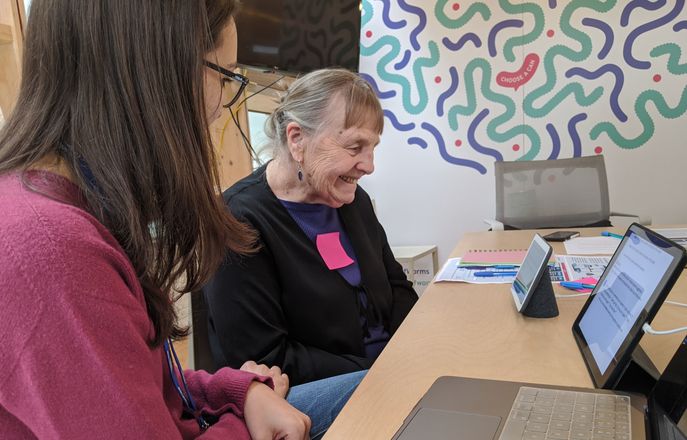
top-left (452, 3), bottom-right (460, 11)
top-left (547, 29), bottom-right (555, 37)
top-left (365, 30), bottom-right (372, 38)
top-left (594, 146), bottom-right (603, 154)
top-left (653, 74), bottom-right (662, 82)
top-left (454, 139), bottom-right (462, 147)
top-left (548, 175), bottom-right (556, 183)
top-left (434, 76), bottom-right (442, 83)
top-left (512, 144), bottom-right (520, 152)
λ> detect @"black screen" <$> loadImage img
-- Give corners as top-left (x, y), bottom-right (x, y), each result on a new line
top-left (651, 336), bottom-right (687, 439)
top-left (236, 0), bottom-right (361, 73)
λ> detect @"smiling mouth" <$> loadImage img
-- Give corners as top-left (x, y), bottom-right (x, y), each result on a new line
top-left (339, 176), bottom-right (358, 184)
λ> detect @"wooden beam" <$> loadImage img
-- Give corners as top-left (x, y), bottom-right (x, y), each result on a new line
top-left (0, 23), bottom-right (11, 44)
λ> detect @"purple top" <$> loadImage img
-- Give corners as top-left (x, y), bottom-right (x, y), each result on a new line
top-left (280, 199), bottom-right (390, 359)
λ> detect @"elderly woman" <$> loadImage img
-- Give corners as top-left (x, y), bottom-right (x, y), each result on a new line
top-left (204, 69), bottom-right (418, 385)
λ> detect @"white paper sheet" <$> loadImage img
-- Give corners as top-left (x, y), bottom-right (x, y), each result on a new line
top-left (435, 258), bottom-right (517, 284)
top-left (564, 237), bottom-right (619, 255)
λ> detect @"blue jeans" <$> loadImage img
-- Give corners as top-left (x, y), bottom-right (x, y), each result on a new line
top-left (286, 370), bottom-right (367, 439)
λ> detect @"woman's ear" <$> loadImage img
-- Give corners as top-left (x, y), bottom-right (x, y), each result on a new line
top-left (285, 122), bottom-right (305, 163)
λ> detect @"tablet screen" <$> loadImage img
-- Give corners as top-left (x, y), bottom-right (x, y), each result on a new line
top-left (578, 230), bottom-right (675, 373)
top-left (511, 234), bottom-right (552, 311)
top-left (573, 224), bottom-right (687, 388)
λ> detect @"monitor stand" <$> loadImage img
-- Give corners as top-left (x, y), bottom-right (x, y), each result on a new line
top-left (612, 344), bottom-right (660, 395)
top-left (522, 270), bottom-right (559, 319)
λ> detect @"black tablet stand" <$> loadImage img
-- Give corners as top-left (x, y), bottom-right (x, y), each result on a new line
top-left (522, 270), bottom-right (559, 318)
top-left (611, 345), bottom-right (660, 395)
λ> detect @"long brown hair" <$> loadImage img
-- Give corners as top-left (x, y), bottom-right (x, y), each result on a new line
top-left (0, 0), bottom-right (255, 346)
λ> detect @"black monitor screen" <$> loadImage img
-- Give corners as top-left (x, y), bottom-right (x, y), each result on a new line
top-left (236, 0), bottom-right (361, 73)
top-left (651, 336), bottom-right (687, 439)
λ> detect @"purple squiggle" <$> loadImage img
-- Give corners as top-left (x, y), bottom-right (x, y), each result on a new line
top-left (546, 124), bottom-right (561, 160)
top-left (421, 122), bottom-right (487, 174)
top-left (437, 67), bottom-right (459, 117)
top-left (468, 109), bottom-right (504, 161)
top-left (488, 20), bottom-right (524, 58)
top-left (621, 0), bottom-right (666, 27)
top-left (568, 114), bottom-right (588, 158)
top-left (359, 73), bottom-right (397, 99)
top-left (398, 0), bottom-right (426, 51)
top-left (581, 18), bottom-right (614, 60)
top-left (384, 109), bottom-right (415, 131)
top-left (381, 0), bottom-right (407, 29)
top-left (567, 65), bottom-right (627, 122)
top-left (674, 20), bottom-right (687, 31)
top-left (624, 0), bottom-right (684, 69)
top-left (408, 137), bottom-right (428, 149)
top-left (549, 0), bottom-right (557, 8)
top-left (442, 33), bottom-right (482, 51)
top-left (394, 50), bottom-right (412, 70)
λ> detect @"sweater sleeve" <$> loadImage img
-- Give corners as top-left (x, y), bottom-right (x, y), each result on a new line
top-left (379, 224), bottom-right (419, 333)
top-left (183, 367), bottom-right (272, 420)
top-left (204, 243), bottom-right (372, 385)
top-left (0, 203), bottom-right (263, 439)
top-left (354, 187), bottom-right (417, 333)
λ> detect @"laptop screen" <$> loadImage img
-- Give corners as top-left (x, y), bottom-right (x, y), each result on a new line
top-left (572, 224), bottom-right (687, 389)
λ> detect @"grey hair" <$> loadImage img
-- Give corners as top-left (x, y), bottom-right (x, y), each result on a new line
top-left (264, 68), bottom-right (383, 159)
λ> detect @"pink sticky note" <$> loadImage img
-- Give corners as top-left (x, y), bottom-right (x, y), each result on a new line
top-left (576, 277), bottom-right (598, 293)
top-left (316, 232), bottom-right (354, 270)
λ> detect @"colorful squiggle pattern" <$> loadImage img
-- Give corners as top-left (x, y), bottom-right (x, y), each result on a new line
top-left (361, 0), bottom-right (687, 173)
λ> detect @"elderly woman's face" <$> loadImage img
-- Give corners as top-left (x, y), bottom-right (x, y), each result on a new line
top-left (301, 94), bottom-right (380, 208)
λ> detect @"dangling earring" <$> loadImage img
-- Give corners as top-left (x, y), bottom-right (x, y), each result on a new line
top-left (297, 161), bottom-right (304, 181)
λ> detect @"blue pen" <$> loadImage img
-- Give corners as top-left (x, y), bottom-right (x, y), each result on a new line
top-left (460, 265), bottom-right (518, 270)
top-left (601, 231), bottom-right (623, 239)
top-left (474, 271), bottom-right (518, 277)
top-left (560, 281), bottom-right (596, 289)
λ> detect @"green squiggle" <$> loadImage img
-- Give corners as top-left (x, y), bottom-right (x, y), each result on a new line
top-left (590, 86), bottom-right (687, 149)
top-left (361, 0), bottom-right (373, 27)
top-left (498, 0), bottom-right (545, 63)
top-left (411, 41), bottom-right (440, 115)
top-left (435, 1), bottom-right (491, 29)
top-left (360, 37), bottom-right (438, 114)
top-left (524, 0), bottom-right (615, 117)
top-left (650, 43), bottom-right (687, 75)
top-left (447, 58), bottom-right (541, 159)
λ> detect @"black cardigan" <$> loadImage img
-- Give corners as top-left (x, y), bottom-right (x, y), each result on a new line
top-left (204, 165), bottom-right (417, 385)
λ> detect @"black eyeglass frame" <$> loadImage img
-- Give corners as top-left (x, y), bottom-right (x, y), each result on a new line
top-left (204, 61), bottom-right (249, 108)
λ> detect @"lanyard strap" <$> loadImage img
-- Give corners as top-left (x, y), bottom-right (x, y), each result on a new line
top-left (163, 339), bottom-right (209, 430)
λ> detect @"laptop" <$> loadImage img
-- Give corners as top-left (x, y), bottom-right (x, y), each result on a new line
top-left (393, 225), bottom-right (687, 440)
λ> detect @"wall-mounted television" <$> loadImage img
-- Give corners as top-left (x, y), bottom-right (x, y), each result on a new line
top-left (235, 0), bottom-right (361, 74)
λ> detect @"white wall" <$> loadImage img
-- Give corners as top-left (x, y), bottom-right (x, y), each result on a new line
top-left (359, 1), bottom-right (687, 264)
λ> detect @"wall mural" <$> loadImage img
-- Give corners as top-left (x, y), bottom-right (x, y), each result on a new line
top-left (359, 0), bottom-right (687, 174)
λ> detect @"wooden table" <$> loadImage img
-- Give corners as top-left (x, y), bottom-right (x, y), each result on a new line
top-left (324, 227), bottom-right (687, 439)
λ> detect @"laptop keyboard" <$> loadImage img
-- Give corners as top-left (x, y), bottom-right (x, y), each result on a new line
top-left (498, 387), bottom-right (631, 440)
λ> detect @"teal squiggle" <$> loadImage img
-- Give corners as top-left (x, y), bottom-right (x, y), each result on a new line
top-left (524, 0), bottom-right (615, 118)
top-left (650, 44), bottom-right (687, 75)
top-left (435, 1), bottom-right (491, 29)
top-left (361, 0), bottom-right (373, 27)
top-left (361, 37), bottom-right (438, 114)
top-left (590, 85), bottom-right (687, 149)
top-left (498, 0), bottom-right (545, 63)
top-left (447, 58), bottom-right (541, 159)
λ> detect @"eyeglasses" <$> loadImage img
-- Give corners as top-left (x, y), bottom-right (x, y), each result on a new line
top-left (204, 61), bottom-right (249, 109)
top-left (163, 338), bottom-right (210, 431)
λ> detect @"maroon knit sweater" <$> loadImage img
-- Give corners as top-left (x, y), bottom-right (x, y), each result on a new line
top-left (0, 171), bottom-right (270, 439)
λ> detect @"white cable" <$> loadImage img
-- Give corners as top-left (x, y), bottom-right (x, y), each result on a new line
top-left (665, 300), bottom-right (687, 308)
top-left (642, 323), bottom-right (687, 335)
